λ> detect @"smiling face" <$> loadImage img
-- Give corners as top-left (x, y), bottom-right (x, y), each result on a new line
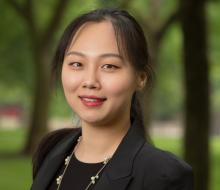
top-left (61, 21), bottom-right (143, 127)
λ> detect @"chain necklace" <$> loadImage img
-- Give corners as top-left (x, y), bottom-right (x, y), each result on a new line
top-left (56, 136), bottom-right (112, 190)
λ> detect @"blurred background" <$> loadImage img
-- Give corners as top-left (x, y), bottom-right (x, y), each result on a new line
top-left (0, 0), bottom-right (219, 190)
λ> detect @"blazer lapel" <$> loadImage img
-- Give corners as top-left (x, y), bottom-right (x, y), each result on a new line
top-left (94, 118), bottom-right (145, 190)
top-left (31, 128), bottom-right (82, 190)
top-left (31, 118), bottom-right (146, 190)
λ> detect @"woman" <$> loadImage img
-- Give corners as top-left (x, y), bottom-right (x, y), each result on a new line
top-left (31, 8), bottom-right (193, 190)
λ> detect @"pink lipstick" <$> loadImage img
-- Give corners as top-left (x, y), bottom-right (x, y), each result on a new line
top-left (79, 95), bottom-right (107, 107)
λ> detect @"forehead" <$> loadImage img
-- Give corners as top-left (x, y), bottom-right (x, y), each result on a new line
top-left (67, 21), bottom-right (120, 55)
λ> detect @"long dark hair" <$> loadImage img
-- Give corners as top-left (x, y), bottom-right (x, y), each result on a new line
top-left (33, 8), bottom-right (154, 178)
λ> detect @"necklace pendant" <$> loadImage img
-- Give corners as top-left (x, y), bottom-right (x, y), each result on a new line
top-left (65, 156), bottom-right (71, 165)
top-left (91, 177), bottom-right (95, 184)
top-left (91, 175), bottom-right (99, 184)
top-left (77, 136), bottom-right (81, 142)
top-left (56, 175), bottom-right (63, 185)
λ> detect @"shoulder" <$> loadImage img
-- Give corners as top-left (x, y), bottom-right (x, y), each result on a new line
top-left (32, 127), bottom-right (80, 179)
top-left (134, 143), bottom-right (193, 189)
top-left (137, 143), bottom-right (192, 173)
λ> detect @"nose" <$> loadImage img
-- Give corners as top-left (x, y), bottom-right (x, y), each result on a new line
top-left (82, 68), bottom-right (101, 89)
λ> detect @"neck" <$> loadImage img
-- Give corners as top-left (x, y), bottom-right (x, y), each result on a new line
top-left (75, 116), bottom-right (131, 163)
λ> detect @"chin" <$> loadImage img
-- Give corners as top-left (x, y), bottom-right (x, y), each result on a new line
top-left (83, 118), bottom-right (100, 124)
top-left (80, 115), bottom-right (106, 126)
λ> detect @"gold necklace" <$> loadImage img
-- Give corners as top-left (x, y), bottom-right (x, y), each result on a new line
top-left (56, 136), bottom-right (112, 190)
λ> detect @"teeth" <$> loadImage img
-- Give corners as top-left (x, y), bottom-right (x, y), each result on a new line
top-left (83, 98), bottom-right (99, 102)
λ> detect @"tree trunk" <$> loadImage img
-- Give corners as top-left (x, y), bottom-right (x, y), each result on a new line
top-left (23, 47), bottom-right (52, 155)
top-left (180, 0), bottom-right (210, 190)
top-left (5, 0), bottom-right (72, 155)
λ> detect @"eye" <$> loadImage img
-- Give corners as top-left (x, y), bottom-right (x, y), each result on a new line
top-left (68, 62), bottom-right (82, 69)
top-left (101, 64), bottom-right (119, 71)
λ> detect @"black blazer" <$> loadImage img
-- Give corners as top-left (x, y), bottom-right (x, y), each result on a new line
top-left (30, 119), bottom-right (193, 190)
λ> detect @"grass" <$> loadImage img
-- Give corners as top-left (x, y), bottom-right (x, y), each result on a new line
top-left (210, 137), bottom-right (220, 190)
top-left (0, 156), bottom-right (31, 189)
top-left (0, 129), bottom-right (32, 190)
top-left (0, 129), bottom-right (219, 190)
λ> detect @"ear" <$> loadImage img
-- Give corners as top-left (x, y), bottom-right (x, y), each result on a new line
top-left (136, 72), bottom-right (148, 91)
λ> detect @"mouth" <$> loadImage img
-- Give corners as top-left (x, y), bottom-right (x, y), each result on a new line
top-left (79, 95), bottom-right (107, 101)
top-left (78, 95), bottom-right (107, 107)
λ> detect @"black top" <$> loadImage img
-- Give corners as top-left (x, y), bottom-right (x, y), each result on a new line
top-left (48, 151), bottom-right (105, 190)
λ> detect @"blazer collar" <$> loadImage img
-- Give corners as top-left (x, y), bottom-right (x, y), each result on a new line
top-left (31, 118), bottom-right (146, 190)
top-left (94, 118), bottom-right (146, 190)
top-left (31, 128), bottom-right (81, 190)
top-left (105, 118), bottom-right (145, 180)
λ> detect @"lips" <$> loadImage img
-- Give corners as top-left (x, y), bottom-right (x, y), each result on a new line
top-left (79, 95), bottom-right (107, 101)
top-left (79, 95), bottom-right (107, 107)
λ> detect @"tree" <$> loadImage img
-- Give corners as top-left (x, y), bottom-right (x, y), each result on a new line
top-left (179, 0), bottom-right (210, 190)
top-left (6, 0), bottom-right (71, 155)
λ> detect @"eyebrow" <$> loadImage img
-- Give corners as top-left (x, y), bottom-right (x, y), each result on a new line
top-left (66, 51), bottom-right (123, 60)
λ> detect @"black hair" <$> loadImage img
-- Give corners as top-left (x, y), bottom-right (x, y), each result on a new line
top-left (33, 8), bottom-right (154, 178)
top-left (53, 8), bottom-right (153, 80)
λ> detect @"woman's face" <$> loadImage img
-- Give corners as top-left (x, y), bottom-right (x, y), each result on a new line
top-left (62, 21), bottom-right (143, 127)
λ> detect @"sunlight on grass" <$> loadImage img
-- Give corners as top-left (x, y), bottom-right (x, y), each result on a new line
top-left (0, 157), bottom-right (32, 189)
top-left (0, 128), bottom-right (32, 190)
top-left (0, 129), bottom-right (26, 153)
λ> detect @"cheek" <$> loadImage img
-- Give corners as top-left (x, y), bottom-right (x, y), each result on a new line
top-left (61, 69), bottom-right (82, 92)
top-left (101, 73), bottom-right (137, 97)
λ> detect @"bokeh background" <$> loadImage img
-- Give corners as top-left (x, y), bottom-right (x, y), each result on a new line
top-left (0, 0), bottom-right (219, 190)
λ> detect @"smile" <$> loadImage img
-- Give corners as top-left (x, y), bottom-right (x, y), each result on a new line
top-left (82, 98), bottom-right (101, 102)
top-left (79, 96), bottom-right (107, 107)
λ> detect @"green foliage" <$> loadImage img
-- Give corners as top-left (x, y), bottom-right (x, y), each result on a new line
top-left (208, 2), bottom-right (220, 113)
top-left (129, 0), bottom-right (178, 29)
top-left (153, 24), bottom-right (184, 120)
top-left (98, 0), bottom-right (121, 7)
top-left (0, 1), bottom-right (34, 91)
top-left (49, 87), bottom-right (73, 118)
